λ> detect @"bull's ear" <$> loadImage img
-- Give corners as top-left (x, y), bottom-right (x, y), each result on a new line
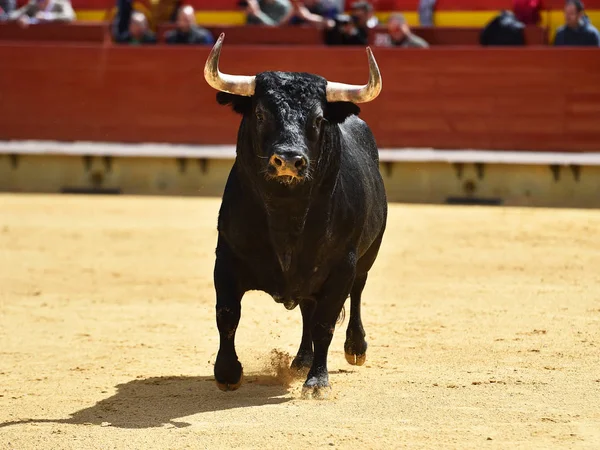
top-left (216, 92), bottom-right (252, 115)
top-left (325, 101), bottom-right (361, 124)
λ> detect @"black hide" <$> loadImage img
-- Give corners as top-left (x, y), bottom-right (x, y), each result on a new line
top-left (212, 71), bottom-right (387, 398)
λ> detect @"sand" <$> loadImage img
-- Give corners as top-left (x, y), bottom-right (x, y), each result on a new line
top-left (1, 194), bottom-right (599, 450)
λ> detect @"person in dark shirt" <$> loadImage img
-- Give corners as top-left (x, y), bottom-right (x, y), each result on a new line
top-left (116, 11), bottom-right (156, 45)
top-left (351, 1), bottom-right (378, 28)
top-left (165, 5), bottom-right (214, 45)
top-left (324, 14), bottom-right (368, 46)
top-left (554, 0), bottom-right (600, 46)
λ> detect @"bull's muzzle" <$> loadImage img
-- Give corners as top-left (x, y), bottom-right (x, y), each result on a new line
top-left (268, 152), bottom-right (308, 183)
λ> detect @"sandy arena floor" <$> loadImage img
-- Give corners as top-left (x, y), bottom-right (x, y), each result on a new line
top-left (1, 194), bottom-right (599, 449)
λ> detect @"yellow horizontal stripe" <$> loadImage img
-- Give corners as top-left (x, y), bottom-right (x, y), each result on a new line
top-left (74, 10), bottom-right (106, 21)
top-left (195, 11), bottom-right (246, 25)
top-left (74, 9), bottom-right (600, 41)
top-left (75, 10), bottom-right (246, 24)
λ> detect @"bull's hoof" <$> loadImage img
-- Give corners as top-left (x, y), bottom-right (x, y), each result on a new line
top-left (344, 333), bottom-right (367, 366)
top-left (216, 374), bottom-right (243, 392)
top-left (290, 352), bottom-right (314, 375)
top-left (344, 352), bottom-right (366, 366)
top-left (301, 376), bottom-right (331, 400)
top-left (214, 356), bottom-right (243, 392)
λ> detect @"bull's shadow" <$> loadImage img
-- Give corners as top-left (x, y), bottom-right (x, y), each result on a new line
top-left (0, 375), bottom-right (291, 430)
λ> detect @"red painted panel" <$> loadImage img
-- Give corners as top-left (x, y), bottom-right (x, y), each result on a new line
top-left (0, 22), bottom-right (108, 42)
top-left (1, 44), bottom-right (600, 152)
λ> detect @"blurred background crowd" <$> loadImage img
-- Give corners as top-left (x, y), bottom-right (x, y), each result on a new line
top-left (0, 0), bottom-right (598, 47)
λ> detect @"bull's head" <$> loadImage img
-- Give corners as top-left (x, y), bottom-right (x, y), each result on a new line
top-left (204, 33), bottom-right (382, 187)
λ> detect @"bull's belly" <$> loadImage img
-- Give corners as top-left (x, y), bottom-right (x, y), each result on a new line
top-left (271, 294), bottom-right (303, 311)
top-left (250, 267), bottom-right (328, 311)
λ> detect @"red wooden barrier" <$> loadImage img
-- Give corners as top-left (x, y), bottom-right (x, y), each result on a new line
top-left (0, 21), bottom-right (109, 43)
top-left (0, 43), bottom-right (599, 152)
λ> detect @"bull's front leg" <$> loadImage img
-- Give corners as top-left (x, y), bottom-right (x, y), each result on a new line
top-left (303, 253), bottom-right (356, 399)
top-left (291, 300), bottom-right (316, 373)
top-left (213, 243), bottom-right (244, 391)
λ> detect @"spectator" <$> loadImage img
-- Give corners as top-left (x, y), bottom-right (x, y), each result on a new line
top-left (387, 13), bottom-right (429, 48)
top-left (325, 13), bottom-right (368, 45)
top-left (289, 0), bottom-right (339, 26)
top-left (165, 5), bottom-right (214, 44)
top-left (0, 0), bottom-right (16, 20)
top-left (9, 0), bottom-right (75, 26)
top-left (418, 0), bottom-right (436, 26)
top-left (116, 11), bottom-right (156, 45)
top-left (554, 0), bottom-right (600, 46)
top-left (480, 10), bottom-right (525, 46)
top-left (512, 0), bottom-right (543, 25)
top-left (244, 0), bottom-right (293, 26)
top-left (351, 1), bottom-right (378, 28)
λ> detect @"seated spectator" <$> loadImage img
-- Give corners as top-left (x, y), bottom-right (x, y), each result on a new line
top-left (387, 13), bottom-right (429, 48)
top-left (418, 0), bottom-right (436, 26)
top-left (480, 10), bottom-right (525, 46)
top-left (325, 13), bottom-right (368, 46)
top-left (289, 0), bottom-right (339, 27)
top-left (165, 5), bottom-right (213, 44)
top-left (351, 1), bottom-right (378, 28)
top-left (9, 0), bottom-right (75, 26)
top-left (116, 11), bottom-right (156, 45)
top-left (512, 0), bottom-right (543, 25)
top-left (244, 0), bottom-right (293, 26)
top-left (0, 0), bottom-right (16, 20)
top-left (554, 0), bottom-right (600, 46)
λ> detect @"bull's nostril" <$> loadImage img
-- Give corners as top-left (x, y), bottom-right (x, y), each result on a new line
top-left (273, 156), bottom-right (283, 167)
top-left (295, 158), bottom-right (307, 170)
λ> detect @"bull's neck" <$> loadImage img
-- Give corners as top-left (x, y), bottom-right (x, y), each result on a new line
top-left (265, 195), bottom-right (310, 233)
top-left (264, 193), bottom-right (312, 274)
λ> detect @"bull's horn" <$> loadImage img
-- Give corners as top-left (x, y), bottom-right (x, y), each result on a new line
top-left (325, 47), bottom-right (382, 103)
top-left (204, 33), bottom-right (256, 96)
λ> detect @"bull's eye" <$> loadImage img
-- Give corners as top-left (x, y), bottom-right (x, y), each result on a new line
top-left (255, 111), bottom-right (264, 123)
top-left (314, 116), bottom-right (323, 130)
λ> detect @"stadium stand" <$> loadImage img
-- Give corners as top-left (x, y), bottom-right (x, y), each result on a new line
top-left (6, 0), bottom-right (598, 40)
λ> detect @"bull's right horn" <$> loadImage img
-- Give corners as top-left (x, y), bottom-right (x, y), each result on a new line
top-left (204, 33), bottom-right (256, 97)
top-left (325, 47), bottom-right (382, 103)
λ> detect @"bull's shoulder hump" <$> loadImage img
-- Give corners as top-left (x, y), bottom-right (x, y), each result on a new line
top-left (339, 115), bottom-right (374, 142)
top-left (340, 114), bottom-right (369, 132)
top-left (338, 115), bottom-right (378, 159)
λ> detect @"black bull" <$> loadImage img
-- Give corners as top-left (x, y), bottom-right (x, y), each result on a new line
top-left (205, 34), bottom-right (388, 398)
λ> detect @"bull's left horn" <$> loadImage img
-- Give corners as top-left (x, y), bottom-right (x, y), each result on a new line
top-left (204, 33), bottom-right (256, 96)
top-left (325, 47), bottom-right (382, 103)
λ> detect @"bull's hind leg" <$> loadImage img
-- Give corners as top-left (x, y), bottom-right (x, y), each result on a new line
top-left (343, 229), bottom-right (385, 366)
top-left (213, 242), bottom-right (244, 391)
top-left (290, 300), bottom-right (315, 373)
top-left (344, 273), bottom-right (368, 366)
